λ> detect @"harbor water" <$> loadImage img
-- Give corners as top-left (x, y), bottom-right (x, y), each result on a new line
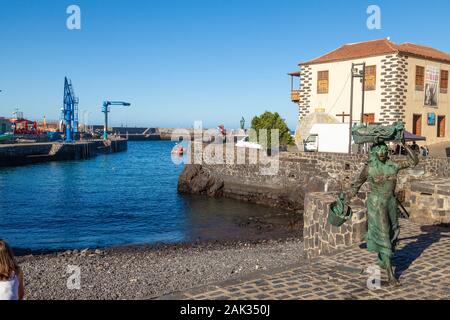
top-left (0, 141), bottom-right (299, 251)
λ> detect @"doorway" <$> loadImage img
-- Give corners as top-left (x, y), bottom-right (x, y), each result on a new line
top-left (437, 116), bottom-right (446, 138)
top-left (413, 114), bottom-right (422, 136)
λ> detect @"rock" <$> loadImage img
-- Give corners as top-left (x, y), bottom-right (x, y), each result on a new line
top-left (178, 165), bottom-right (224, 196)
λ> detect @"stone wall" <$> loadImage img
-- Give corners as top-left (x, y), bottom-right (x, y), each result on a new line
top-left (0, 143), bottom-right (53, 166)
top-left (179, 149), bottom-right (450, 211)
top-left (408, 178), bottom-right (450, 225)
top-left (298, 65), bottom-right (313, 119)
top-left (0, 139), bottom-right (128, 167)
top-left (303, 192), bottom-right (368, 259)
top-left (379, 54), bottom-right (408, 125)
top-left (304, 177), bottom-right (450, 259)
top-left (158, 128), bottom-right (212, 141)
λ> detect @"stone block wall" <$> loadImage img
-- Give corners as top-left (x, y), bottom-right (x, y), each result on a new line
top-left (379, 54), bottom-right (408, 125)
top-left (0, 143), bottom-right (53, 166)
top-left (408, 178), bottom-right (450, 225)
top-left (0, 139), bottom-right (128, 167)
top-left (180, 145), bottom-right (450, 211)
top-left (298, 65), bottom-right (313, 120)
top-left (303, 192), bottom-right (368, 259)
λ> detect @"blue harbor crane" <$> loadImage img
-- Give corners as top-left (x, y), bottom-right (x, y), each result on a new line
top-left (62, 77), bottom-right (79, 142)
top-left (102, 101), bottom-right (131, 140)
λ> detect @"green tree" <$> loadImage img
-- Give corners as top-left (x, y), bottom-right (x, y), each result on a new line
top-left (250, 111), bottom-right (294, 149)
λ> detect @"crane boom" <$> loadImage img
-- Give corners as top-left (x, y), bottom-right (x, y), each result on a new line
top-left (102, 100), bottom-right (131, 140)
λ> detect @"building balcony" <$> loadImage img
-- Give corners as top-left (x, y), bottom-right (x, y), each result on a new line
top-left (291, 90), bottom-right (301, 103)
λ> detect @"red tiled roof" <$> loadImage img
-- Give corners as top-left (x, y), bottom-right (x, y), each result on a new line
top-left (288, 71), bottom-right (301, 77)
top-left (299, 39), bottom-right (450, 65)
top-left (397, 43), bottom-right (450, 64)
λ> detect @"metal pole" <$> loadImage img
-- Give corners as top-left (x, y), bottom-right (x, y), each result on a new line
top-left (104, 107), bottom-right (108, 140)
top-left (361, 63), bottom-right (366, 124)
top-left (349, 64), bottom-right (354, 154)
top-left (65, 109), bottom-right (72, 142)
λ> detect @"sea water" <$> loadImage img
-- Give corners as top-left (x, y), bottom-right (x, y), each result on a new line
top-left (0, 141), bottom-right (294, 251)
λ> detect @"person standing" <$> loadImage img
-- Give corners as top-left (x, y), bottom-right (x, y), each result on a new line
top-left (0, 240), bottom-right (25, 300)
top-left (420, 146), bottom-right (426, 157)
top-left (411, 141), bottom-right (420, 154)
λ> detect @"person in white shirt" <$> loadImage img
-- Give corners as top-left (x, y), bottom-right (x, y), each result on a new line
top-left (0, 240), bottom-right (25, 300)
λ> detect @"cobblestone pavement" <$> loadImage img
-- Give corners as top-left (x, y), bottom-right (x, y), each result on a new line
top-left (161, 220), bottom-right (450, 300)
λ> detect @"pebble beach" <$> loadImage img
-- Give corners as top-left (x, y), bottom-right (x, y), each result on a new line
top-left (17, 238), bottom-right (304, 300)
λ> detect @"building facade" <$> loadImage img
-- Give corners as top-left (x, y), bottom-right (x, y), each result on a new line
top-left (290, 39), bottom-right (450, 145)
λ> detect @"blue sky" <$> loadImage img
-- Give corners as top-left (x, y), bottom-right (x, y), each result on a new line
top-left (0, 0), bottom-right (449, 129)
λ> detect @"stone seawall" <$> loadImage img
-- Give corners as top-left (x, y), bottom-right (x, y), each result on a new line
top-left (178, 149), bottom-right (450, 211)
top-left (0, 139), bottom-right (128, 167)
top-left (0, 143), bottom-right (53, 160)
top-left (408, 178), bottom-right (450, 225)
top-left (113, 128), bottom-right (210, 141)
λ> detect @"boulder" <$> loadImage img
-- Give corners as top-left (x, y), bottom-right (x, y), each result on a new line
top-left (178, 165), bottom-right (224, 197)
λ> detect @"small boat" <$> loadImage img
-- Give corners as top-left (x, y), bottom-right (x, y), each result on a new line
top-left (171, 144), bottom-right (185, 156)
top-left (0, 133), bottom-right (13, 142)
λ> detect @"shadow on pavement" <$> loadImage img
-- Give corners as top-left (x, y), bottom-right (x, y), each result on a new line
top-left (394, 224), bottom-right (450, 279)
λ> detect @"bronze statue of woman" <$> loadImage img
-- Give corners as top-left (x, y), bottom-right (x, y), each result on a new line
top-left (342, 141), bottom-right (418, 285)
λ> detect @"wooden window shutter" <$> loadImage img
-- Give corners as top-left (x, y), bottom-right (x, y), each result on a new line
top-left (416, 66), bottom-right (424, 91)
top-left (364, 66), bottom-right (376, 91)
top-left (317, 71), bottom-right (329, 94)
top-left (440, 70), bottom-right (448, 94)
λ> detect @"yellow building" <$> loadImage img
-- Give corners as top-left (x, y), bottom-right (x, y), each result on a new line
top-left (289, 39), bottom-right (450, 145)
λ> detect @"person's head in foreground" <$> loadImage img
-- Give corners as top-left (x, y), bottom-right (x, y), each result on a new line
top-left (0, 240), bottom-right (24, 300)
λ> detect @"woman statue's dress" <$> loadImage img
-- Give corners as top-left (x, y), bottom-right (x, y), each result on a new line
top-left (343, 144), bottom-right (418, 269)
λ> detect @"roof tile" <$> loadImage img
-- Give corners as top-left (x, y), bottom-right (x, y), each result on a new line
top-left (299, 39), bottom-right (450, 65)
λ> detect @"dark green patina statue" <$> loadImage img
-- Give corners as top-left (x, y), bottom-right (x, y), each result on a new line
top-left (329, 123), bottom-right (419, 285)
top-left (240, 117), bottom-right (246, 130)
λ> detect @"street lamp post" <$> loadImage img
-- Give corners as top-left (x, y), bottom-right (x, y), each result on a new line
top-left (348, 63), bottom-right (366, 154)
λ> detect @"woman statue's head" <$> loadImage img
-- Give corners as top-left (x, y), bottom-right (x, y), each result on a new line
top-left (370, 143), bottom-right (389, 164)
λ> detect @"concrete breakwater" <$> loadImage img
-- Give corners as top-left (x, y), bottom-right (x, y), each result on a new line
top-left (178, 148), bottom-right (450, 212)
top-left (0, 139), bottom-right (127, 167)
top-left (108, 127), bottom-right (209, 141)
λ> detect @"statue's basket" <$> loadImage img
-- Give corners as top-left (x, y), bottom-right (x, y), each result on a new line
top-left (328, 201), bottom-right (352, 227)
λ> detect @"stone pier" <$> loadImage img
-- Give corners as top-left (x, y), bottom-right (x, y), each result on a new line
top-left (0, 139), bottom-right (128, 167)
